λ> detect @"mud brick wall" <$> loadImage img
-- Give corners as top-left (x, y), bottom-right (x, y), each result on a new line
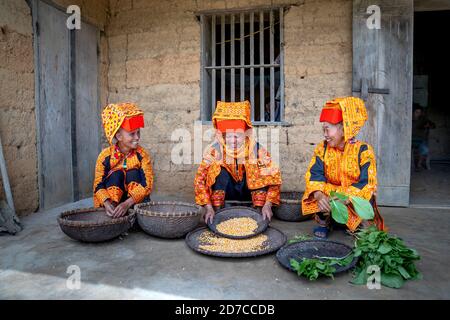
top-left (106, 0), bottom-right (352, 200)
top-left (1, 0), bottom-right (353, 213)
top-left (0, 0), bottom-right (38, 214)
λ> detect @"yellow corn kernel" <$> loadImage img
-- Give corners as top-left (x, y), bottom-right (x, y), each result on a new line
top-left (198, 230), bottom-right (268, 253)
top-left (216, 217), bottom-right (258, 237)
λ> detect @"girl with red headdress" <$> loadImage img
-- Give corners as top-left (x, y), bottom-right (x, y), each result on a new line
top-left (93, 103), bottom-right (153, 218)
top-left (194, 101), bottom-right (282, 223)
top-left (302, 97), bottom-right (385, 238)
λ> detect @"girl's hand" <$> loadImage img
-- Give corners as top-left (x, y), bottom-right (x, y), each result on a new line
top-left (104, 200), bottom-right (116, 217)
top-left (314, 191), bottom-right (331, 213)
top-left (204, 204), bottom-right (215, 224)
top-left (112, 198), bottom-right (135, 218)
top-left (261, 202), bottom-right (273, 221)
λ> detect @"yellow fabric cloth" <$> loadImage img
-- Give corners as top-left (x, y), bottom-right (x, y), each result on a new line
top-left (212, 101), bottom-right (253, 130)
top-left (326, 97), bottom-right (368, 142)
top-left (101, 103), bottom-right (144, 145)
top-left (93, 145), bottom-right (153, 207)
top-left (301, 140), bottom-right (377, 231)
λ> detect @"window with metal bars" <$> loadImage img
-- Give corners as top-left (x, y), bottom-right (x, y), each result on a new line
top-left (199, 7), bottom-right (285, 124)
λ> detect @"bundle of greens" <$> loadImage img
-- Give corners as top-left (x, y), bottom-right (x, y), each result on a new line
top-left (288, 227), bottom-right (421, 288)
top-left (290, 258), bottom-right (336, 280)
top-left (351, 226), bottom-right (422, 288)
top-left (289, 253), bottom-right (354, 281)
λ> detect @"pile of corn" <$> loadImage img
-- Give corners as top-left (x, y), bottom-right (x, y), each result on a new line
top-left (198, 230), bottom-right (268, 253)
top-left (216, 217), bottom-right (258, 237)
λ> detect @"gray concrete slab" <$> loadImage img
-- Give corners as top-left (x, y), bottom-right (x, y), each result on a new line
top-left (1, 197), bottom-right (449, 299)
top-left (410, 163), bottom-right (450, 207)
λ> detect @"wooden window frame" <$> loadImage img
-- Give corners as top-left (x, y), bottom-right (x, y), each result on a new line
top-left (198, 6), bottom-right (289, 126)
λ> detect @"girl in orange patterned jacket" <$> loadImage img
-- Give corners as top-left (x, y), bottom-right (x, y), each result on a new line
top-left (194, 101), bottom-right (282, 223)
top-left (93, 103), bottom-right (153, 218)
top-left (302, 97), bottom-right (385, 238)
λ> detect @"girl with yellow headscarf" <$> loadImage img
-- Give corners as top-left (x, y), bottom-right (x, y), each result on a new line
top-left (93, 103), bottom-right (153, 218)
top-left (302, 97), bottom-right (385, 238)
top-left (194, 101), bottom-right (282, 223)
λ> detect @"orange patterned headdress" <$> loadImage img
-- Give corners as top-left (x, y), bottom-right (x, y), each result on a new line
top-left (320, 97), bottom-right (368, 142)
top-left (212, 101), bottom-right (253, 132)
top-left (101, 102), bottom-right (144, 145)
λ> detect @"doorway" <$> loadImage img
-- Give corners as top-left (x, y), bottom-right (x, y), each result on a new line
top-left (410, 10), bottom-right (450, 207)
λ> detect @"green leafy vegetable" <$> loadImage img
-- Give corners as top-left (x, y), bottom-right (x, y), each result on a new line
top-left (289, 252), bottom-right (354, 281)
top-left (350, 226), bottom-right (422, 289)
top-left (288, 234), bottom-right (313, 244)
top-left (350, 196), bottom-right (375, 220)
top-left (330, 197), bottom-right (348, 224)
top-left (290, 258), bottom-right (337, 281)
top-left (330, 191), bottom-right (349, 202)
top-left (288, 227), bottom-right (421, 288)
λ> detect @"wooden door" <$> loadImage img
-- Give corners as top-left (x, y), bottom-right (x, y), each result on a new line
top-left (33, 0), bottom-right (73, 209)
top-left (33, 0), bottom-right (100, 209)
top-left (74, 22), bottom-right (101, 200)
top-left (352, 0), bottom-right (414, 206)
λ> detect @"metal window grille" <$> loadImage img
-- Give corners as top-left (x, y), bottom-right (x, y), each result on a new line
top-left (200, 7), bottom-right (285, 124)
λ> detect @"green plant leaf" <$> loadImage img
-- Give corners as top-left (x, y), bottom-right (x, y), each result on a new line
top-left (330, 198), bottom-right (348, 224)
top-left (330, 191), bottom-right (349, 202)
top-left (316, 262), bottom-right (326, 270)
top-left (397, 266), bottom-right (411, 279)
top-left (351, 269), bottom-right (367, 285)
top-left (312, 270), bottom-right (319, 280)
top-left (332, 253), bottom-right (355, 267)
top-left (290, 259), bottom-right (300, 270)
top-left (381, 273), bottom-right (405, 289)
top-left (350, 196), bottom-right (375, 220)
top-left (368, 231), bottom-right (380, 243)
top-left (378, 243), bottom-right (392, 255)
top-left (290, 258), bottom-right (338, 281)
top-left (288, 234), bottom-right (313, 244)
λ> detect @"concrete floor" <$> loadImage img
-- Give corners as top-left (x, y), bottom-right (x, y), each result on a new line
top-left (1, 197), bottom-right (449, 300)
top-left (410, 162), bottom-right (450, 207)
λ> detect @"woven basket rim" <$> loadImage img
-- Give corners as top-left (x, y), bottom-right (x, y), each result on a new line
top-left (280, 198), bottom-right (302, 204)
top-left (134, 201), bottom-right (202, 218)
top-left (215, 205), bottom-right (261, 214)
top-left (57, 207), bottom-right (135, 228)
top-left (279, 191), bottom-right (304, 204)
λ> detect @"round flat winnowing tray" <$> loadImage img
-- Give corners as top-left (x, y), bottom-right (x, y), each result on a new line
top-left (276, 240), bottom-right (358, 274)
top-left (185, 226), bottom-right (286, 258)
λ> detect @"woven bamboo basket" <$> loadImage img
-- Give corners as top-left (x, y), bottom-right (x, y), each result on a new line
top-left (134, 201), bottom-right (202, 239)
top-left (273, 191), bottom-right (311, 222)
top-left (57, 207), bottom-right (135, 243)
